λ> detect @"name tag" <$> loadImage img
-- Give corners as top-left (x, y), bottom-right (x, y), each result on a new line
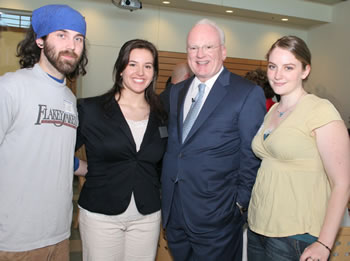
top-left (64, 100), bottom-right (75, 115)
top-left (159, 126), bottom-right (168, 138)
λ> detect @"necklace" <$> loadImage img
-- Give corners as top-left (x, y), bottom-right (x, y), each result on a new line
top-left (277, 105), bottom-right (297, 118)
top-left (276, 92), bottom-right (307, 118)
top-left (277, 110), bottom-right (287, 117)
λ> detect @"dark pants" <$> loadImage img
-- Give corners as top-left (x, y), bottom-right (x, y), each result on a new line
top-left (247, 228), bottom-right (311, 261)
top-left (166, 186), bottom-right (243, 261)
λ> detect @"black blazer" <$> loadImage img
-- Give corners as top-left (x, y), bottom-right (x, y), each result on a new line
top-left (76, 95), bottom-right (167, 215)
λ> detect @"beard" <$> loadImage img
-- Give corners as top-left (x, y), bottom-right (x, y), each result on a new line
top-left (43, 41), bottom-right (82, 76)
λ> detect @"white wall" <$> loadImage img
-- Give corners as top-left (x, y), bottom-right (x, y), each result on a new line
top-left (308, 1), bottom-right (350, 127)
top-left (0, 0), bottom-right (309, 98)
top-left (76, 2), bottom-right (308, 98)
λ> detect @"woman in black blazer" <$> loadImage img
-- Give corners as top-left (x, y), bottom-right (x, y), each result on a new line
top-left (76, 39), bottom-right (167, 261)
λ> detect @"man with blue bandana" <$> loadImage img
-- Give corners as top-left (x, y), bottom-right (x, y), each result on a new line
top-left (0, 4), bottom-right (88, 261)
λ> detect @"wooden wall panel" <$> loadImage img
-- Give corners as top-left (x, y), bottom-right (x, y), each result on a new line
top-left (0, 26), bottom-right (26, 77)
top-left (156, 50), bottom-right (267, 94)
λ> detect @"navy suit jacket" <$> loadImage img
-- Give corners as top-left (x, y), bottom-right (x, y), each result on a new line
top-left (161, 67), bottom-right (266, 233)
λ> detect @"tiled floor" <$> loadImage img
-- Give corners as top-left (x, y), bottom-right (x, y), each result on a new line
top-left (70, 177), bottom-right (82, 261)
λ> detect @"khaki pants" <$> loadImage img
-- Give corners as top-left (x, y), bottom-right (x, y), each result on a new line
top-left (0, 239), bottom-right (69, 261)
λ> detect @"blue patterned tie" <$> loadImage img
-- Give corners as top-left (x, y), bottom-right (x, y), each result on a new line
top-left (182, 83), bottom-right (206, 143)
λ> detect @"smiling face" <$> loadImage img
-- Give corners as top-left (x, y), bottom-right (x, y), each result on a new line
top-left (38, 29), bottom-right (84, 79)
top-left (267, 47), bottom-right (310, 97)
top-left (187, 24), bottom-right (226, 82)
top-left (121, 48), bottom-right (154, 95)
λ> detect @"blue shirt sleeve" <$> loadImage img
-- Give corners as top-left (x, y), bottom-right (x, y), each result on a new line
top-left (74, 157), bottom-right (80, 171)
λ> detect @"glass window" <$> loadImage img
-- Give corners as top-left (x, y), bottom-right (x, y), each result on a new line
top-left (0, 8), bottom-right (31, 28)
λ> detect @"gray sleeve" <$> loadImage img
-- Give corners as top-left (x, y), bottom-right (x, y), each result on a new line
top-left (0, 85), bottom-right (15, 145)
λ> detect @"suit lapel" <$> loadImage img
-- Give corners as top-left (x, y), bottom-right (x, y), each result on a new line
top-left (106, 99), bottom-right (136, 149)
top-left (184, 68), bottom-right (230, 143)
top-left (139, 112), bottom-right (158, 151)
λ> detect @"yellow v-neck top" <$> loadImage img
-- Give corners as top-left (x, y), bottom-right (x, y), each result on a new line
top-left (248, 94), bottom-right (342, 238)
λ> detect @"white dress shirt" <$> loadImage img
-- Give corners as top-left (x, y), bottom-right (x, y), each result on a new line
top-left (183, 66), bottom-right (224, 121)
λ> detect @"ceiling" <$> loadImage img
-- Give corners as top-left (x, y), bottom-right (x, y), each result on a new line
top-left (305, 0), bottom-right (343, 3)
top-left (137, 0), bottom-right (347, 28)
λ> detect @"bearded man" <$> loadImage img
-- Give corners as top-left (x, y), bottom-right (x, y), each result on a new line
top-left (0, 4), bottom-right (87, 261)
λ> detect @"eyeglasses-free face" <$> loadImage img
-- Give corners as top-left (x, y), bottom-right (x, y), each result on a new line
top-left (121, 48), bottom-right (154, 95)
top-left (267, 46), bottom-right (310, 97)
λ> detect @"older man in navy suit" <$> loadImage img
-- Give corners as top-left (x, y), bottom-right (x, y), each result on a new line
top-left (161, 18), bottom-right (266, 261)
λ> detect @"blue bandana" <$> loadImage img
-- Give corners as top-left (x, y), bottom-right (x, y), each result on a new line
top-left (32, 4), bottom-right (86, 39)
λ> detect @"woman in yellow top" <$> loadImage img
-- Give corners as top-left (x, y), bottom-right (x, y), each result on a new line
top-left (247, 35), bottom-right (350, 261)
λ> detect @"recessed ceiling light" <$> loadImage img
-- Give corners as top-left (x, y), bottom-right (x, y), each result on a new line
top-left (162, 1), bottom-right (170, 4)
top-left (226, 10), bottom-right (233, 13)
top-left (281, 18), bottom-right (288, 21)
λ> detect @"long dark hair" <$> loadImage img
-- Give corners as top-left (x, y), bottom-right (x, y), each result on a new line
top-left (16, 26), bottom-right (88, 81)
top-left (244, 68), bottom-right (275, 99)
top-left (103, 39), bottom-right (167, 123)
